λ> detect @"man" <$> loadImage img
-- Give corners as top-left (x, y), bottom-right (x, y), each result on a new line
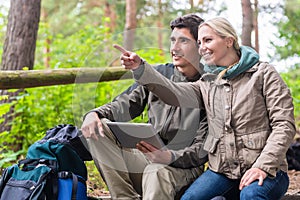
top-left (81, 14), bottom-right (208, 200)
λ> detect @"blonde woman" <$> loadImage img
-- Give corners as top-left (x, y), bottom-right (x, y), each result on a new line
top-left (115, 17), bottom-right (296, 200)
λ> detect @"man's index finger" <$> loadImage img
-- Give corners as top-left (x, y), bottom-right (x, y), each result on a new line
top-left (113, 44), bottom-right (127, 53)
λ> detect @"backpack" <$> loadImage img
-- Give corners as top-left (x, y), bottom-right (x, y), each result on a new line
top-left (0, 124), bottom-right (92, 200)
top-left (287, 139), bottom-right (300, 171)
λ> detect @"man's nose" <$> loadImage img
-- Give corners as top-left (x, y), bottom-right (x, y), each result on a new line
top-left (170, 41), bottom-right (180, 51)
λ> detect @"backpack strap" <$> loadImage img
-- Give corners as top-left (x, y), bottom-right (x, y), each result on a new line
top-left (0, 167), bottom-right (11, 194)
top-left (18, 159), bottom-right (57, 171)
top-left (71, 173), bottom-right (78, 200)
top-left (58, 171), bottom-right (78, 200)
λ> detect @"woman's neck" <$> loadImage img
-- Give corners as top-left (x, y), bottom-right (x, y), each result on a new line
top-left (218, 50), bottom-right (240, 67)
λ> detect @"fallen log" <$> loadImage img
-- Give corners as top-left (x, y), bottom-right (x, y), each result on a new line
top-left (0, 67), bottom-right (132, 89)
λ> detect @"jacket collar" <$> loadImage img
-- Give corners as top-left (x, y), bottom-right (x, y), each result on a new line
top-left (201, 62), bottom-right (261, 82)
top-left (173, 64), bottom-right (202, 82)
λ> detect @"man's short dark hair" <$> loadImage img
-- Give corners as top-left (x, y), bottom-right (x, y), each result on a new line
top-left (170, 14), bottom-right (204, 41)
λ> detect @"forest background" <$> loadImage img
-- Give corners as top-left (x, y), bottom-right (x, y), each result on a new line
top-left (0, 0), bottom-right (299, 195)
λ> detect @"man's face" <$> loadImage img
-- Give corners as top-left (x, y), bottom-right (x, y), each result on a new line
top-left (170, 27), bottom-right (200, 70)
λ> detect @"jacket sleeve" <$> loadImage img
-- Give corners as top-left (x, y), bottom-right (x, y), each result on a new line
top-left (86, 82), bottom-right (149, 122)
top-left (170, 111), bottom-right (209, 168)
top-left (133, 62), bottom-right (204, 109)
top-left (252, 64), bottom-right (296, 176)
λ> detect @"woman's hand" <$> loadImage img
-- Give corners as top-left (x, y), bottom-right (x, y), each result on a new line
top-left (239, 168), bottom-right (267, 190)
top-left (113, 44), bottom-right (142, 70)
top-left (136, 141), bottom-right (172, 164)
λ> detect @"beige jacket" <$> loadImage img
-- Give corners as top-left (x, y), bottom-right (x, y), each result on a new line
top-left (133, 61), bottom-right (296, 179)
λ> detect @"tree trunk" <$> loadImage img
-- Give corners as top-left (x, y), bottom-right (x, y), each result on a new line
top-left (197, 0), bottom-right (203, 6)
top-left (41, 6), bottom-right (51, 69)
top-left (157, 0), bottom-right (164, 56)
top-left (1, 0), bottom-right (41, 70)
top-left (253, 0), bottom-right (259, 53)
top-left (124, 0), bottom-right (137, 51)
top-left (0, 0), bottom-right (41, 135)
top-left (189, 0), bottom-right (194, 11)
top-left (241, 0), bottom-right (253, 47)
top-left (105, 1), bottom-right (117, 33)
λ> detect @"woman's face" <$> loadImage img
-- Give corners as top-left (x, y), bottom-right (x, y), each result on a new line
top-left (198, 25), bottom-right (230, 66)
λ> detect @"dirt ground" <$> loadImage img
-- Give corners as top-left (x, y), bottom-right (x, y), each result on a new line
top-left (87, 170), bottom-right (300, 199)
top-left (287, 170), bottom-right (300, 195)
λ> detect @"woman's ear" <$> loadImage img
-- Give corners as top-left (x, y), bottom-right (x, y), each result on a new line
top-left (225, 37), bottom-right (234, 48)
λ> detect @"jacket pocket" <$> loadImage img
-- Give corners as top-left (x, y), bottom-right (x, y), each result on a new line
top-left (240, 131), bottom-right (268, 166)
top-left (204, 135), bottom-right (220, 154)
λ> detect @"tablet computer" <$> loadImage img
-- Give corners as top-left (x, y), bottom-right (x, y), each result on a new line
top-left (106, 122), bottom-right (165, 149)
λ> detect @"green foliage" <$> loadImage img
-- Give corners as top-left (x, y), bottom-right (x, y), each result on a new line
top-left (0, 150), bottom-right (26, 168)
top-left (281, 70), bottom-right (300, 128)
top-left (136, 48), bottom-right (170, 64)
top-left (85, 161), bottom-right (107, 193)
top-left (41, 0), bottom-right (104, 36)
top-left (0, 12), bottom-right (169, 171)
top-left (35, 20), bottom-right (120, 69)
top-left (274, 0), bottom-right (300, 129)
top-left (274, 0), bottom-right (300, 67)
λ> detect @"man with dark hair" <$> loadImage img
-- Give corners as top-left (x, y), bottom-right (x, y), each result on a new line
top-left (81, 14), bottom-right (208, 199)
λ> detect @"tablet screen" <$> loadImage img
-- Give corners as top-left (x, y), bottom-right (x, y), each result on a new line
top-left (106, 122), bottom-right (165, 149)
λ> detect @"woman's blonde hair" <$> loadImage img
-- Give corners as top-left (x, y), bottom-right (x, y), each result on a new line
top-left (199, 17), bottom-right (240, 52)
top-left (199, 17), bottom-right (240, 80)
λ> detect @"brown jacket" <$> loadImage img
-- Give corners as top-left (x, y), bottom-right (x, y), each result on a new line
top-left (134, 61), bottom-right (296, 179)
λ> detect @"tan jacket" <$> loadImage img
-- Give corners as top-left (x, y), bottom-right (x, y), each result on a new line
top-left (134, 61), bottom-right (296, 179)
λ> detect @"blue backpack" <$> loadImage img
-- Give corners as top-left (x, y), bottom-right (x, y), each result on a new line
top-left (0, 124), bottom-right (92, 200)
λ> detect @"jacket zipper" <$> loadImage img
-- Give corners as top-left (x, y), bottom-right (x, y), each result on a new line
top-left (160, 106), bottom-right (176, 140)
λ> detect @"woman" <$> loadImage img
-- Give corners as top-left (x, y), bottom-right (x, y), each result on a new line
top-left (114, 17), bottom-right (296, 200)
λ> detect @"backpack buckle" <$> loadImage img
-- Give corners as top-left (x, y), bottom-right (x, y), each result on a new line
top-left (58, 171), bottom-right (72, 179)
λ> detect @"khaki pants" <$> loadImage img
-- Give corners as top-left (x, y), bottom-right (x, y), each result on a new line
top-left (86, 119), bottom-right (203, 200)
